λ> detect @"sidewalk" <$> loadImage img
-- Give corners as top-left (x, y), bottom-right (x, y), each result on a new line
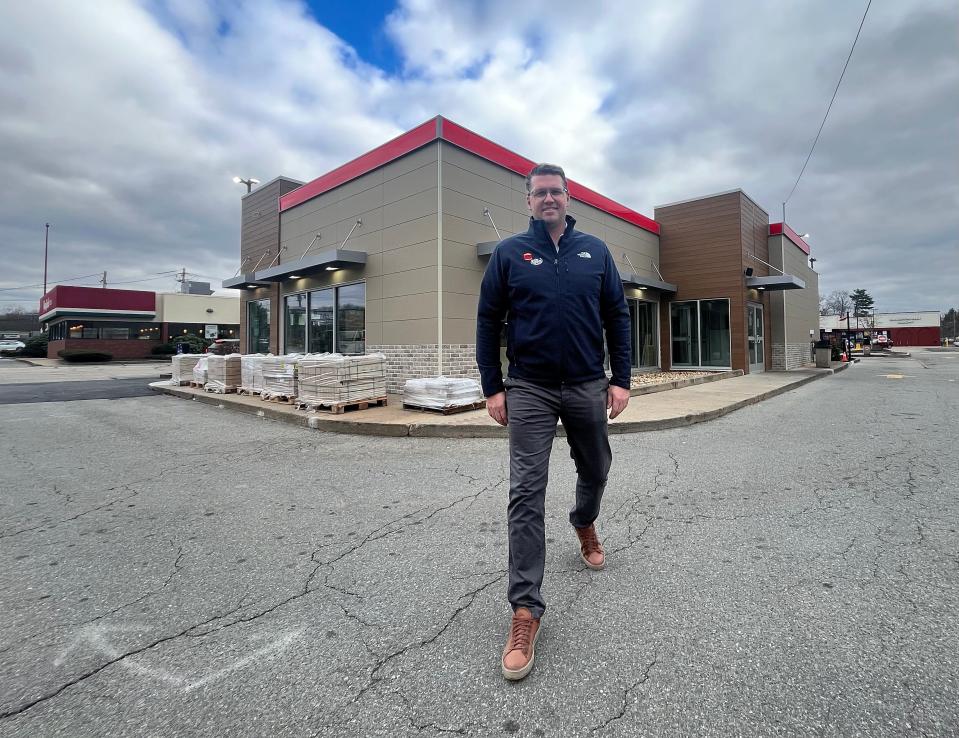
top-left (0, 359), bottom-right (170, 385)
top-left (149, 363), bottom-right (849, 438)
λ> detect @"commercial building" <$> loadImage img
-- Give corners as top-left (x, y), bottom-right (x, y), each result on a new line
top-left (225, 116), bottom-right (818, 392)
top-left (39, 286), bottom-right (239, 359)
top-left (820, 311), bottom-right (942, 347)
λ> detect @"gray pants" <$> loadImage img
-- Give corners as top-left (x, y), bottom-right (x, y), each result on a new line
top-left (504, 377), bottom-right (612, 620)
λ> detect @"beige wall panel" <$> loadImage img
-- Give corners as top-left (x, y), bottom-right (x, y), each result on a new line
top-left (567, 210), bottom-right (607, 242)
top-left (358, 252), bottom-right (384, 280)
top-left (383, 161), bottom-right (437, 205)
top-left (443, 291), bottom-right (480, 321)
top-left (442, 317), bottom-right (479, 345)
top-left (382, 215), bottom-right (437, 252)
top-left (443, 265), bottom-right (484, 295)
top-left (443, 187), bottom-right (513, 231)
top-left (364, 275), bottom-right (383, 301)
top-left (382, 291), bottom-right (439, 322)
top-left (322, 170), bottom-right (385, 206)
top-left (444, 239), bottom-right (488, 271)
top-left (444, 212), bottom-right (502, 251)
top-left (366, 321), bottom-right (383, 346)
top-left (383, 187), bottom-right (438, 228)
top-left (509, 188), bottom-right (531, 217)
top-left (511, 211), bottom-right (534, 235)
top-left (442, 145), bottom-right (512, 186)
top-left (160, 295), bottom-right (240, 324)
top-left (382, 240), bottom-right (438, 274)
top-left (442, 161), bottom-right (511, 209)
top-left (365, 297), bottom-right (383, 325)
top-left (379, 144), bottom-right (439, 182)
top-left (381, 266), bottom-right (439, 299)
top-left (340, 228), bottom-right (383, 258)
top-left (337, 200), bottom-right (385, 232)
top-left (281, 268), bottom-right (366, 297)
top-left (380, 318), bottom-right (438, 345)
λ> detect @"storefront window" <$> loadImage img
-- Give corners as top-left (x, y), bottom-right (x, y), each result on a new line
top-left (283, 282), bottom-right (366, 355)
top-left (336, 282), bottom-right (366, 355)
top-left (699, 299), bottom-right (730, 367)
top-left (247, 300), bottom-right (270, 353)
top-left (309, 289), bottom-right (335, 354)
top-left (632, 300), bottom-right (658, 368)
top-left (101, 327), bottom-right (129, 340)
top-left (285, 293), bottom-right (307, 354)
top-left (670, 299), bottom-right (730, 369)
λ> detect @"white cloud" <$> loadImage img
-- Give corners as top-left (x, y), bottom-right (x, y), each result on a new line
top-left (0, 0), bottom-right (955, 315)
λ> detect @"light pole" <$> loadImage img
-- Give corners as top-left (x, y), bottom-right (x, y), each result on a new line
top-left (233, 176), bottom-right (259, 194)
top-left (43, 223), bottom-right (50, 295)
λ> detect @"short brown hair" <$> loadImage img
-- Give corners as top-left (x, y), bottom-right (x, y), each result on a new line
top-left (526, 163), bottom-right (568, 193)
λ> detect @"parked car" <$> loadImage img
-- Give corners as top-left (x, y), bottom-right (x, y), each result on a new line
top-left (207, 338), bottom-right (240, 355)
top-left (0, 339), bottom-right (26, 353)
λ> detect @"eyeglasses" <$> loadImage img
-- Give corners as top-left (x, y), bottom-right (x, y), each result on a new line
top-left (529, 187), bottom-right (568, 200)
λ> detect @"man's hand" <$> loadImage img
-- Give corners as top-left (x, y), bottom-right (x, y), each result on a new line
top-left (607, 385), bottom-right (630, 419)
top-left (486, 391), bottom-right (508, 426)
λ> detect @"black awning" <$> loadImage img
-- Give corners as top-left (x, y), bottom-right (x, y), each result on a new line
top-left (622, 271), bottom-right (677, 292)
top-left (746, 274), bottom-right (806, 291)
top-left (253, 248), bottom-right (368, 282)
top-left (222, 273), bottom-right (271, 289)
top-left (477, 241), bottom-right (499, 258)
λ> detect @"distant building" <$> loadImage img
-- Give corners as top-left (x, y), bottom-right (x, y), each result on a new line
top-left (39, 286), bottom-right (239, 359)
top-left (820, 311), bottom-right (941, 346)
top-left (0, 312), bottom-right (41, 338)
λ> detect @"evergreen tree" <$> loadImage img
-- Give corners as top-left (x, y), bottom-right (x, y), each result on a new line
top-left (850, 289), bottom-right (874, 316)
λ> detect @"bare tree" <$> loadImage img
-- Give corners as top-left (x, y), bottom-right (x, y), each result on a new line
top-left (821, 290), bottom-right (852, 316)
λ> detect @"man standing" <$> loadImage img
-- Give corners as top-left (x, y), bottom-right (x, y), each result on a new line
top-left (476, 163), bottom-right (631, 681)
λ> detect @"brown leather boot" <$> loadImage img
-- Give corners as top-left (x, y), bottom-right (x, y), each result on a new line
top-left (501, 607), bottom-right (541, 681)
top-left (574, 524), bottom-right (606, 570)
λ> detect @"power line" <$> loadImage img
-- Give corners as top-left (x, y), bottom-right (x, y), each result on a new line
top-left (0, 273), bottom-right (104, 292)
top-left (784, 0), bottom-right (872, 205)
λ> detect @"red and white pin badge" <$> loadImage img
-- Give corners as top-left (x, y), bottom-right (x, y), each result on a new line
top-left (523, 252), bottom-right (533, 261)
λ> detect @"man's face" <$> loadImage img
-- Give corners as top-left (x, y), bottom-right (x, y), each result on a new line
top-left (527, 174), bottom-right (569, 228)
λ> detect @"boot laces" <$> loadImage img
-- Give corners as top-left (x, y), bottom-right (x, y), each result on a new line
top-left (509, 615), bottom-right (534, 651)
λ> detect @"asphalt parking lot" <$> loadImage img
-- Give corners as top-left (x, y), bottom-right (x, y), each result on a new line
top-left (0, 351), bottom-right (957, 736)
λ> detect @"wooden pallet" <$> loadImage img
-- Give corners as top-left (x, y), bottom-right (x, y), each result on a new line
top-left (236, 387), bottom-right (260, 397)
top-left (204, 385), bottom-right (237, 394)
top-left (263, 393), bottom-right (297, 405)
top-left (188, 380), bottom-right (205, 389)
top-left (403, 400), bottom-right (486, 415)
top-left (299, 396), bottom-right (388, 414)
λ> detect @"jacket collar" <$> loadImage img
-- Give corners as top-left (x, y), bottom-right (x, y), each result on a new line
top-left (527, 214), bottom-right (576, 244)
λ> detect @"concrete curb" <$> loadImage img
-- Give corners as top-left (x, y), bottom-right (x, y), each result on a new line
top-left (150, 365), bottom-right (841, 438)
top-left (629, 369), bottom-right (743, 397)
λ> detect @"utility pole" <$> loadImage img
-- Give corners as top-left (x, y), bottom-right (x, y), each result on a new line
top-left (100, 271), bottom-right (107, 288)
top-left (43, 223), bottom-right (50, 295)
top-left (781, 202), bottom-right (789, 369)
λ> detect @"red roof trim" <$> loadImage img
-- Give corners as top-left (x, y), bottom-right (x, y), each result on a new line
top-left (278, 119), bottom-right (438, 211)
top-left (769, 222), bottom-right (811, 255)
top-left (279, 116), bottom-right (660, 235)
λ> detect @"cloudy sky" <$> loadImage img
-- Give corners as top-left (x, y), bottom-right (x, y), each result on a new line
top-left (0, 0), bottom-right (956, 314)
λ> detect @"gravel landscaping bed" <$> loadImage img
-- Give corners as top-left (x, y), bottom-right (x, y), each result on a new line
top-left (630, 370), bottom-right (716, 388)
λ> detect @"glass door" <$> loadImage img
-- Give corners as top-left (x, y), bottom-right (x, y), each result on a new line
top-left (747, 303), bottom-right (765, 373)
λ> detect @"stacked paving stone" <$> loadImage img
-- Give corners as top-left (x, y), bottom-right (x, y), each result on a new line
top-left (171, 354), bottom-right (203, 385)
top-left (240, 354), bottom-right (269, 392)
top-left (297, 353), bottom-right (387, 405)
top-left (205, 354), bottom-right (242, 392)
top-left (192, 356), bottom-right (209, 385)
top-left (262, 355), bottom-right (301, 397)
top-left (403, 377), bottom-right (483, 410)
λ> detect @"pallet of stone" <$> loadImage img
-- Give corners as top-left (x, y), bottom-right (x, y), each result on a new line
top-left (189, 380), bottom-right (205, 389)
top-left (191, 356), bottom-right (209, 387)
top-left (206, 354), bottom-right (242, 392)
top-left (171, 354), bottom-right (204, 385)
top-left (262, 355), bottom-right (301, 397)
top-left (297, 353), bottom-right (387, 405)
top-left (299, 396), bottom-right (388, 414)
top-left (402, 376), bottom-right (484, 412)
top-left (402, 399), bottom-right (486, 415)
top-left (236, 386), bottom-right (259, 397)
top-left (241, 354), bottom-right (269, 393)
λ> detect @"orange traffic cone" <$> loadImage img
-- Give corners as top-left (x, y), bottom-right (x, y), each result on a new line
top-left (841, 352), bottom-right (848, 362)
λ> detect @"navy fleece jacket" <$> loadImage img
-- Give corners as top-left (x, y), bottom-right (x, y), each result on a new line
top-left (475, 215), bottom-right (631, 397)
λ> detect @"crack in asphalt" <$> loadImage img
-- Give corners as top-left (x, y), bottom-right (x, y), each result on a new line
top-left (0, 595), bottom-right (250, 720)
top-left (587, 656), bottom-right (658, 735)
top-left (0, 484), bottom-right (141, 541)
top-left (351, 572), bottom-right (508, 704)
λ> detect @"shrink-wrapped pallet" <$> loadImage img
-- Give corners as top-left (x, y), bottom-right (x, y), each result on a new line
top-left (192, 356), bottom-right (209, 385)
top-left (171, 354), bottom-right (203, 385)
top-left (297, 353), bottom-right (387, 405)
top-left (240, 354), bottom-right (269, 392)
top-left (261, 355), bottom-right (301, 397)
top-left (205, 354), bottom-right (242, 392)
top-left (403, 377), bottom-right (484, 410)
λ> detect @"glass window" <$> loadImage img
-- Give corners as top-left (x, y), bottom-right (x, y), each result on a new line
top-left (670, 302), bottom-right (698, 367)
top-left (309, 289), bottom-right (335, 354)
top-left (699, 299), bottom-right (730, 367)
top-left (336, 282), bottom-right (366, 355)
top-left (101, 327), bottom-right (129, 340)
top-left (634, 300), bottom-right (658, 368)
top-left (670, 299), bottom-right (730, 369)
top-left (68, 323), bottom-right (98, 339)
top-left (285, 293), bottom-right (307, 354)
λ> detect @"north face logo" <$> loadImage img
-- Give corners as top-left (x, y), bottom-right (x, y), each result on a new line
top-left (577, 251), bottom-right (591, 259)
